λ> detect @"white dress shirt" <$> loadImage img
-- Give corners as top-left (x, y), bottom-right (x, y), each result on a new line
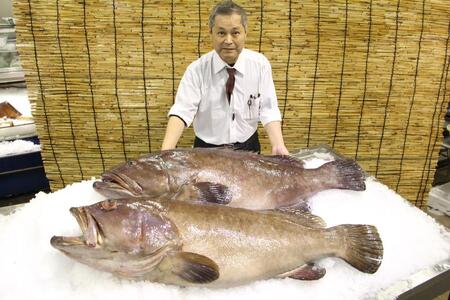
top-left (168, 48), bottom-right (282, 145)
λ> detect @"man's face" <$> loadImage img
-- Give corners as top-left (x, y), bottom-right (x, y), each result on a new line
top-left (210, 13), bottom-right (247, 65)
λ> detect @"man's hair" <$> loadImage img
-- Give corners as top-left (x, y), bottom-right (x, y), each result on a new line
top-left (208, 0), bottom-right (248, 32)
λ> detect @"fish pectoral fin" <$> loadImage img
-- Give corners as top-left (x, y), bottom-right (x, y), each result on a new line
top-left (193, 182), bottom-right (232, 205)
top-left (278, 263), bottom-right (326, 280)
top-left (168, 251), bottom-right (220, 284)
top-left (172, 182), bottom-right (232, 205)
top-left (276, 207), bottom-right (327, 228)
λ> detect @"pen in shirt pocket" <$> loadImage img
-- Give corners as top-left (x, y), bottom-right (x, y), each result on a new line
top-left (247, 93), bottom-right (260, 119)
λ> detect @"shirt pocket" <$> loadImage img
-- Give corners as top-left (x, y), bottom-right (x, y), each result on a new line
top-left (199, 86), bottom-right (226, 120)
top-left (243, 93), bottom-right (261, 121)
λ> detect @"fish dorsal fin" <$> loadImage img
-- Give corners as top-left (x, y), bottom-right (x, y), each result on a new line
top-left (263, 155), bottom-right (304, 168)
top-left (168, 252), bottom-right (220, 284)
top-left (273, 207), bottom-right (327, 228)
top-left (278, 263), bottom-right (326, 280)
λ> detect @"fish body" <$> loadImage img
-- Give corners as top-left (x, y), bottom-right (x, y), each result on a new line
top-left (93, 148), bottom-right (365, 210)
top-left (51, 197), bottom-right (383, 288)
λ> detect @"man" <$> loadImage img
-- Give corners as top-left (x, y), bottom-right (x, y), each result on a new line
top-left (161, 0), bottom-right (289, 155)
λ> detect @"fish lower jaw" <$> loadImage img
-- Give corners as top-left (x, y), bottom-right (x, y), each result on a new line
top-left (51, 234), bottom-right (105, 248)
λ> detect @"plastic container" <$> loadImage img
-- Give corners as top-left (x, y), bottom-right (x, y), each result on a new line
top-left (428, 182), bottom-right (450, 216)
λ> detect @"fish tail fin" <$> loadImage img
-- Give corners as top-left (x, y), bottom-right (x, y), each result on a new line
top-left (319, 159), bottom-right (366, 191)
top-left (329, 224), bottom-right (383, 274)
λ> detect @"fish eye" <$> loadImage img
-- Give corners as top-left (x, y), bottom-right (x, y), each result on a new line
top-left (127, 160), bottom-right (136, 166)
top-left (101, 200), bottom-right (117, 211)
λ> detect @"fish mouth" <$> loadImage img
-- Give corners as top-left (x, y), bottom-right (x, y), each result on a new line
top-left (50, 235), bottom-right (85, 247)
top-left (95, 172), bottom-right (143, 196)
top-left (51, 207), bottom-right (102, 249)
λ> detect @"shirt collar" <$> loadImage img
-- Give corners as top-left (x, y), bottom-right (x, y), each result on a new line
top-left (212, 49), bottom-right (246, 75)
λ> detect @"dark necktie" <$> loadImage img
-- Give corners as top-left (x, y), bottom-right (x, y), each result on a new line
top-left (226, 68), bottom-right (236, 104)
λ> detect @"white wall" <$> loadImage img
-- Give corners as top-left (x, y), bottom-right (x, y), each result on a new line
top-left (0, 0), bottom-right (13, 17)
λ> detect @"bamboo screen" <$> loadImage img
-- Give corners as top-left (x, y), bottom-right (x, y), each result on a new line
top-left (14, 0), bottom-right (449, 207)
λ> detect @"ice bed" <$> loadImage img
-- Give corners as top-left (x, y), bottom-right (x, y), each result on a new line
top-left (0, 147), bottom-right (448, 299)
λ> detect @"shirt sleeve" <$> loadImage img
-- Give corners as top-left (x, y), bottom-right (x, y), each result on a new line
top-left (167, 63), bottom-right (202, 128)
top-left (259, 59), bottom-right (282, 126)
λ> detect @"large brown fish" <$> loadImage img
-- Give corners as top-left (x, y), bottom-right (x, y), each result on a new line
top-left (93, 148), bottom-right (366, 210)
top-left (50, 197), bottom-right (383, 288)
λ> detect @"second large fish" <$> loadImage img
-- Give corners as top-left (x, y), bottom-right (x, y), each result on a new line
top-left (51, 197), bottom-right (383, 288)
top-left (94, 148), bottom-right (365, 210)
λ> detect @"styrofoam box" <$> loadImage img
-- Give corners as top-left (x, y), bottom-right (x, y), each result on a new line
top-left (428, 182), bottom-right (450, 216)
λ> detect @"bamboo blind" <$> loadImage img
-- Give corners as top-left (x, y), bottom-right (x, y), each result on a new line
top-left (14, 0), bottom-right (449, 207)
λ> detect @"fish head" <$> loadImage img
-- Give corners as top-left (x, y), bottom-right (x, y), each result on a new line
top-left (93, 155), bottom-right (173, 198)
top-left (50, 198), bottom-right (179, 275)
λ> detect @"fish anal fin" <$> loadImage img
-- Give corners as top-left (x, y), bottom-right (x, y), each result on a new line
top-left (194, 182), bottom-right (232, 205)
top-left (278, 263), bottom-right (326, 281)
top-left (170, 252), bottom-right (220, 284)
top-left (268, 187), bottom-right (312, 211)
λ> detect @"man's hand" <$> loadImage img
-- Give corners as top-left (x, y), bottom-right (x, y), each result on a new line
top-left (264, 121), bottom-right (289, 155)
top-left (272, 144), bottom-right (290, 155)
